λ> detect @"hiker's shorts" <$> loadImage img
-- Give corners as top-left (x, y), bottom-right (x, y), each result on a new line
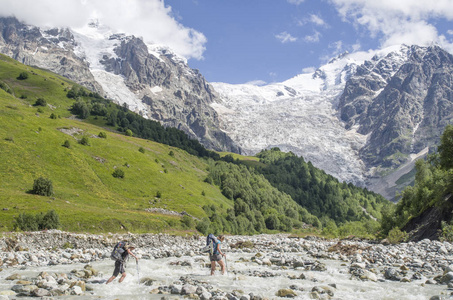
top-left (210, 254), bottom-right (222, 262)
top-left (113, 260), bottom-right (125, 276)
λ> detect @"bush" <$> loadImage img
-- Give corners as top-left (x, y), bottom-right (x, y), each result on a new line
top-left (181, 215), bottom-right (195, 229)
top-left (62, 140), bottom-right (71, 148)
top-left (440, 221), bottom-right (453, 242)
top-left (17, 71), bottom-right (29, 80)
top-left (32, 177), bottom-right (53, 196)
top-left (35, 98), bottom-right (47, 106)
top-left (50, 113), bottom-right (57, 119)
top-left (139, 147), bottom-right (145, 153)
top-left (112, 168), bottom-right (125, 179)
top-left (196, 217), bottom-right (211, 235)
top-left (125, 129), bottom-right (133, 136)
top-left (14, 210), bottom-right (60, 231)
top-left (169, 150), bottom-right (175, 157)
top-left (156, 191), bottom-right (162, 198)
top-left (98, 132), bottom-right (107, 138)
top-left (79, 136), bottom-right (90, 146)
top-left (387, 227), bottom-right (407, 244)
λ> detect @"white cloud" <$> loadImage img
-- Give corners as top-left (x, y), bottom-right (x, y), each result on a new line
top-left (304, 31), bottom-right (321, 43)
top-left (287, 0), bottom-right (305, 5)
top-left (276, 31), bottom-right (298, 43)
top-left (302, 67), bottom-right (316, 73)
top-left (246, 80), bottom-right (267, 86)
top-left (448, 30), bottom-right (453, 35)
top-left (330, 0), bottom-right (453, 50)
top-left (0, 0), bottom-right (207, 60)
top-left (309, 14), bottom-right (328, 27)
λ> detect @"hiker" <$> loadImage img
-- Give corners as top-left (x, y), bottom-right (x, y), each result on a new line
top-left (106, 243), bottom-right (138, 284)
top-left (210, 235), bottom-right (226, 275)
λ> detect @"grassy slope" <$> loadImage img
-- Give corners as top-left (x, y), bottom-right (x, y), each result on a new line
top-left (0, 55), bottom-right (232, 233)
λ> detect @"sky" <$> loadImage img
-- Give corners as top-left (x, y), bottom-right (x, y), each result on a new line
top-left (1, 0), bottom-right (453, 84)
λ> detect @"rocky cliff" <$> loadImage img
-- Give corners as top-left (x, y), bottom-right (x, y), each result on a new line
top-left (339, 45), bottom-right (453, 169)
top-left (0, 17), bottom-right (102, 93)
top-left (99, 34), bottom-right (239, 152)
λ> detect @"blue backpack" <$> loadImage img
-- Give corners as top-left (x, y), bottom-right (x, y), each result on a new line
top-left (110, 241), bottom-right (127, 261)
top-left (200, 234), bottom-right (218, 255)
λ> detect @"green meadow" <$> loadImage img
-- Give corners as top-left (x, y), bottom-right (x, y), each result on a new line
top-left (0, 54), bottom-right (232, 233)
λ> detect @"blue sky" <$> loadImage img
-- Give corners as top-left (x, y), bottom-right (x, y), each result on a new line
top-left (165, 0), bottom-right (375, 84)
top-left (3, 0), bottom-right (453, 85)
top-left (164, 0), bottom-right (453, 84)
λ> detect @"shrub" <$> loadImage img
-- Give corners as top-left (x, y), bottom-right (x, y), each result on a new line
top-left (440, 221), bottom-right (453, 242)
top-left (62, 140), bottom-right (71, 148)
top-left (17, 71), bottom-right (29, 80)
top-left (138, 147), bottom-right (145, 153)
top-left (41, 210), bottom-right (60, 229)
top-left (32, 177), bottom-right (53, 196)
top-left (112, 168), bottom-right (125, 179)
top-left (79, 136), bottom-right (90, 146)
top-left (125, 129), bottom-right (133, 136)
top-left (387, 227), bottom-right (407, 244)
top-left (14, 210), bottom-right (60, 231)
top-left (169, 150), bottom-right (175, 157)
top-left (37, 107), bottom-right (44, 113)
top-left (156, 191), bottom-right (162, 198)
top-left (201, 190), bottom-right (206, 196)
top-left (35, 98), bottom-right (47, 106)
top-left (50, 113), bottom-right (57, 119)
top-left (196, 217), bottom-right (211, 235)
top-left (181, 215), bottom-right (195, 229)
top-left (98, 131), bottom-right (107, 138)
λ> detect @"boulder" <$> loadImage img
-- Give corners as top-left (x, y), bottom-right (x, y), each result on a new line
top-left (276, 289), bottom-right (297, 298)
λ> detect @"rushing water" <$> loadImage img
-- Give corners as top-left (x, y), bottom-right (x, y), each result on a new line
top-left (0, 251), bottom-right (447, 299)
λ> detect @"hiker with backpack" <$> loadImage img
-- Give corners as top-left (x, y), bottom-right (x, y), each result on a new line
top-left (209, 235), bottom-right (226, 275)
top-left (106, 242), bottom-right (138, 284)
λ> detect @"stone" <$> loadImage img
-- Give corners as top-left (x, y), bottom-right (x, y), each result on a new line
top-left (32, 288), bottom-right (51, 297)
top-left (0, 290), bottom-right (16, 296)
top-left (200, 291), bottom-right (212, 300)
top-left (140, 277), bottom-right (155, 286)
top-left (182, 284), bottom-right (197, 295)
top-left (6, 273), bottom-right (21, 280)
top-left (16, 280), bottom-right (33, 285)
top-left (276, 289), bottom-right (297, 298)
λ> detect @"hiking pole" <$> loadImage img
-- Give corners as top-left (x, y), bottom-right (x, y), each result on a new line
top-left (136, 260), bottom-right (140, 284)
top-left (224, 255), bottom-right (228, 275)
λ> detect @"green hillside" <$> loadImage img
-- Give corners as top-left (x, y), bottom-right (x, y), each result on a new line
top-left (0, 54), bottom-right (232, 233)
top-left (0, 54), bottom-right (392, 238)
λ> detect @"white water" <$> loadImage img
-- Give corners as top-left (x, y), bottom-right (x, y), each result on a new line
top-left (0, 252), bottom-right (445, 299)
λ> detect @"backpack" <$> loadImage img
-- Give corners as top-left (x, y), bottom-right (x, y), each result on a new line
top-left (110, 241), bottom-right (127, 261)
top-left (200, 233), bottom-right (218, 255)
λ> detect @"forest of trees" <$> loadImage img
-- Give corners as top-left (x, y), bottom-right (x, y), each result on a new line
top-left (254, 148), bottom-right (389, 226)
top-left (198, 160), bottom-right (321, 235)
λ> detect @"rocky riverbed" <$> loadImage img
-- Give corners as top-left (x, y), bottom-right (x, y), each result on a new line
top-left (0, 231), bottom-right (451, 299)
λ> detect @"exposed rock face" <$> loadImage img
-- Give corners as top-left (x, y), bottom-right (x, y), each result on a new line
top-left (339, 45), bottom-right (453, 171)
top-left (99, 35), bottom-right (239, 152)
top-left (0, 17), bottom-right (102, 93)
top-left (403, 194), bottom-right (453, 241)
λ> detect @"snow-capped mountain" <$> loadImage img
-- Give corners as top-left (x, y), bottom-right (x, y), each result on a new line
top-left (212, 45), bottom-right (453, 199)
top-left (0, 17), bottom-right (240, 153)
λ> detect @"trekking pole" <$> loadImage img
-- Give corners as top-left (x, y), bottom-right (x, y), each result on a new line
top-left (224, 255), bottom-right (228, 275)
top-left (136, 260), bottom-right (140, 284)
